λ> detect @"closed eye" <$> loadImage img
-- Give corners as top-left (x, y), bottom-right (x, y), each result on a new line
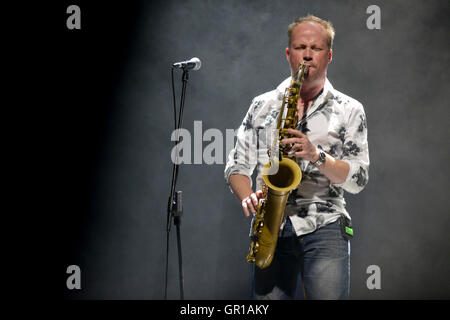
top-left (294, 45), bottom-right (323, 51)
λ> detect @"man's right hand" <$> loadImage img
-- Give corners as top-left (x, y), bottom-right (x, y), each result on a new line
top-left (241, 190), bottom-right (263, 217)
top-left (228, 174), bottom-right (264, 218)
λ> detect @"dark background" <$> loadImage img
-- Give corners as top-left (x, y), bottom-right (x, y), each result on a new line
top-left (34, 0), bottom-right (450, 299)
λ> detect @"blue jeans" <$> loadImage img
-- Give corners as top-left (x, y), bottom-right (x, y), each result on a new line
top-left (251, 219), bottom-right (350, 300)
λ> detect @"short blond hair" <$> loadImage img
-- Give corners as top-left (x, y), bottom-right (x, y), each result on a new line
top-left (288, 14), bottom-right (335, 49)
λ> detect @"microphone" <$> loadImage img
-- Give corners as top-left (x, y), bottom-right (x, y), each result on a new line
top-left (172, 57), bottom-right (202, 71)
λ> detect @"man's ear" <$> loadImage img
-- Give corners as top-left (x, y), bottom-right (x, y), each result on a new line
top-left (328, 49), bottom-right (333, 63)
top-left (286, 47), bottom-right (290, 62)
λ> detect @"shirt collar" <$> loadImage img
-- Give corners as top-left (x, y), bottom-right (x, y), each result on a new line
top-left (275, 77), bottom-right (336, 118)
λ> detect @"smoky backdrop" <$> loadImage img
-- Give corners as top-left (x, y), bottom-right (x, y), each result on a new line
top-left (55, 0), bottom-right (450, 299)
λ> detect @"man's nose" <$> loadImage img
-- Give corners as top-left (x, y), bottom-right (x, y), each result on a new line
top-left (303, 48), bottom-right (312, 61)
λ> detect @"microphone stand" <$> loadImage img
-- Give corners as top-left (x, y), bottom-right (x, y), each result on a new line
top-left (165, 67), bottom-right (190, 300)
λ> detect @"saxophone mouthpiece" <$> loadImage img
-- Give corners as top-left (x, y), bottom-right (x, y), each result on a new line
top-left (295, 62), bottom-right (309, 80)
top-left (304, 65), bottom-right (310, 78)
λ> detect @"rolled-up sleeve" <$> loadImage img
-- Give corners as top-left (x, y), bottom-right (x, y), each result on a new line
top-left (336, 102), bottom-right (370, 194)
top-left (224, 100), bottom-right (260, 191)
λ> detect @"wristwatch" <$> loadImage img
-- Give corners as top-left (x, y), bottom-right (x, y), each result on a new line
top-left (312, 149), bottom-right (326, 167)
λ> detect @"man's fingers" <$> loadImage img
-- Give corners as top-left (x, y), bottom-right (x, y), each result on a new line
top-left (242, 200), bottom-right (250, 217)
top-left (242, 191), bottom-right (265, 217)
top-left (282, 137), bottom-right (307, 147)
top-left (281, 137), bottom-right (298, 145)
top-left (250, 193), bottom-right (259, 208)
top-left (285, 128), bottom-right (305, 137)
top-left (242, 198), bottom-right (256, 216)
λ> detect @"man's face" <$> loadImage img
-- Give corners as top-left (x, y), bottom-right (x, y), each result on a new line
top-left (286, 21), bottom-right (332, 84)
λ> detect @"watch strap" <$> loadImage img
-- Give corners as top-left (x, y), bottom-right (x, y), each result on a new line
top-left (312, 149), bottom-right (326, 167)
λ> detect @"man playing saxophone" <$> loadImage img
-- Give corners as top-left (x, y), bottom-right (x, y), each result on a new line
top-left (224, 15), bottom-right (369, 299)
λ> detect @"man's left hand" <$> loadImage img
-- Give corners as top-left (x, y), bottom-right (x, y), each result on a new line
top-left (281, 128), bottom-right (319, 163)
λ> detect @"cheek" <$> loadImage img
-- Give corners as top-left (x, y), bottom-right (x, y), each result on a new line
top-left (290, 52), bottom-right (303, 63)
top-left (318, 54), bottom-right (330, 66)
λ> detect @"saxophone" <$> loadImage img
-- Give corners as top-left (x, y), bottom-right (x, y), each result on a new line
top-left (246, 62), bottom-right (309, 269)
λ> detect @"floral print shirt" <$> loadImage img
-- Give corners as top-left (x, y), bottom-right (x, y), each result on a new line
top-left (224, 77), bottom-right (370, 236)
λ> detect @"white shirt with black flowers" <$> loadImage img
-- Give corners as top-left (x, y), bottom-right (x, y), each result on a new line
top-left (224, 77), bottom-right (370, 237)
